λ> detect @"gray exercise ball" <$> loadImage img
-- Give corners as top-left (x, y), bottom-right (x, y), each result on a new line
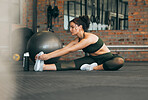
top-left (27, 31), bottom-right (63, 64)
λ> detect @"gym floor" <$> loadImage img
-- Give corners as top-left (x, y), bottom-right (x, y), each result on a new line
top-left (1, 61), bottom-right (148, 100)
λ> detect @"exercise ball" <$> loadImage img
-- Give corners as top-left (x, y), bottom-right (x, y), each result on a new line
top-left (27, 31), bottom-right (63, 64)
top-left (11, 27), bottom-right (34, 61)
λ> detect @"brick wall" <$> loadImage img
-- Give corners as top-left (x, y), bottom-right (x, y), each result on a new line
top-left (20, 0), bottom-right (148, 61)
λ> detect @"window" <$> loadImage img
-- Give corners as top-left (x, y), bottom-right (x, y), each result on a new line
top-left (64, 0), bottom-right (128, 30)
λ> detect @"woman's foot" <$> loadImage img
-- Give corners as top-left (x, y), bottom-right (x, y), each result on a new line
top-left (80, 63), bottom-right (98, 71)
top-left (93, 64), bottom-right (104, 70)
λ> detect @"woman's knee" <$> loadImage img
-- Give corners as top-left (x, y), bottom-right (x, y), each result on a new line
top-left (114, 57), bottom-right (124, 65)
top-left (103, 57), bottom-right (124, 71)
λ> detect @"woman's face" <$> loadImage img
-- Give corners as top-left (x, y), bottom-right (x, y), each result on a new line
top-left (70, 22), bottom-right (81, 36)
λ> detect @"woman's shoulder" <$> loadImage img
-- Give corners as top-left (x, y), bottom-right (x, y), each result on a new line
top-left (85, 32), bottom-right (98, 37)
top-left (85, 32), bottom-right (99, 43)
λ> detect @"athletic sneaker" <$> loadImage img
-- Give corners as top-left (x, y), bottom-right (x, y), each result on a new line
top-left (80, 63), bottom-right (98, 71)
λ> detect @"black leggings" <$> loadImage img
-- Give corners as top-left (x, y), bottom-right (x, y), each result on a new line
top-left (55, 52), bottom-right (124, 71)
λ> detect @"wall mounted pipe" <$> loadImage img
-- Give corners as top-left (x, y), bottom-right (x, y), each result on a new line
top-left (32, 0), bottom-right (37, 33)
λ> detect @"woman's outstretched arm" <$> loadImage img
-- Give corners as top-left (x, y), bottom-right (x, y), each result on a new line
top-left (38, 36), bottom-right (95, 60)
top-left (36, 37), bottom-right (78, 60)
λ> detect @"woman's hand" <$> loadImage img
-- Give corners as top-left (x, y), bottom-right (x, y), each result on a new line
top-left (35, 54), bottom-right (38, 60)
top-left (38, 54), bottom-right (49, 61)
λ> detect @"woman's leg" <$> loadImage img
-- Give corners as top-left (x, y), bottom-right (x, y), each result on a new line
top-left (93, 64), bottom-right (104, 70)
top-left (43, 64), bottom-right (57, 70)
top-left (93, 56), bottom-right (124, 71)
top-left (42, 60), bottom-right (76, 71)
top-left (103, 57), bottom-right (124, 71)
top-left (42, 61), bottom-right (76, 71)
top-left (43, 56), bottom-right (95, 71)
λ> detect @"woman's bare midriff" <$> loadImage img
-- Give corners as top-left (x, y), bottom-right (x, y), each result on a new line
top-left (89, 44), bottom-right (110, 56)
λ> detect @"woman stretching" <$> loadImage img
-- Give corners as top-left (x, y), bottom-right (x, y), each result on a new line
top-left (35, 15), bottom-right (124, 71)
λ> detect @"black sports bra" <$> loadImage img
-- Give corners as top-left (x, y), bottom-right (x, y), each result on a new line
top-left (79, 37), bottom-right (104, 53)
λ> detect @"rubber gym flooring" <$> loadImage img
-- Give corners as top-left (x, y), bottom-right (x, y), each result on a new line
top-left (0, 61), bottom-right (148, 100)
